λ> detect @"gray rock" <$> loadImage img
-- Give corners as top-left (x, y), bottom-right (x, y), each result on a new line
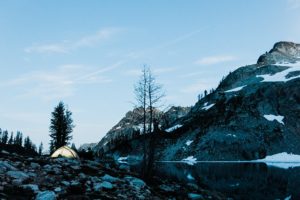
top-left (1, 150), bottom-right (9, 154)
top-left (12, 179), bottom-right (24, 186)
top-left (30, 162), bottom-right (41, 169)
top-left (0, 161), bottom-right (17, 171)
top-left (70, 165), bottom-right (81, 170)
top-left (36, 191), bottom-right (56, 200)
top-left (54, 187), bottom-right (62, 193)
top-left (159, 184), bottom-right (175, 192)
top-left (27, 172), bottom-right (37, 177)
top-left (6, 171), bottom-right (29, 180)
top-left (70, 180), bottom-right (80, 186)
top-left (102, 174), bottom-right (119, 183)
top-left (61, 181), bottom-right (70, 186)
top-left (93, 181), bottom-right (114, 191)
top-left (188, 193), bottom-right (204, 199)
top-left (124, 176), bottom-right (146, 189)
top-left (22, 184), bottom-right (39, 193)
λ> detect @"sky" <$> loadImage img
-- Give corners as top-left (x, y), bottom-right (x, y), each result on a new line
top-left (0, 0), bottom-right (300, 149)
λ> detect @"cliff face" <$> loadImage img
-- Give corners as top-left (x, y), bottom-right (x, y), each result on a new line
top-left (97, 41), bottom-right (300, 161)
top-left (257, 41), bottom-right (300, 65)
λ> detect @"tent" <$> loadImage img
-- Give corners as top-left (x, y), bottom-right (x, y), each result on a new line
top-left (51, 146), bottom-right (79, 159)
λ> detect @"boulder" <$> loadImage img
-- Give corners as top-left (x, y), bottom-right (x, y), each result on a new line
top-left (36, 191), bottom-right (56, 200)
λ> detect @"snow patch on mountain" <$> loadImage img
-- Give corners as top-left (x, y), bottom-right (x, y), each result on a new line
top-left (185, 140), bottom-right (193, 146)
top-left (257, 62), bottom-right (300, 82)
top-left (202, 103), bottom-right (215, 110)
top-left (165, 124), bottom-right (182, 133)
top-left (263, 114), bottom-right (284, 124)
top-left (118, 156), bottom-right (128, 164)
top-left (225, 85), bottom-right (246, 93)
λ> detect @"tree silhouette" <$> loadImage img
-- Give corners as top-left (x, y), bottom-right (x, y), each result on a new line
top-left (134, 65), bottom-right (165, 180)
top-left (38, 142), bottom-right (43, 155)
top-left (49, 101), bottom-right (74, 153)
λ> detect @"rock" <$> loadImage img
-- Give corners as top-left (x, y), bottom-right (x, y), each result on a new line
top-left (93, 181), bottom-right (114, 191)
top-left (70, 180), bottom-right (80, 186)
top-left (27, 172), bottom-right (37, 177)
top-left (22, 184), bottom-right (39, 193)
top-left (124, 176), bottom-right (146, 189)
top-left (0, 161), bottom-right (17, 171)
top-left (43, 164), bottom-right (52, 171)
top-left (119, 164), bottom-right (130, 171)
top-left (159, 184), bottom-right (175, 192)
top-left (188, 193), bottom-right (204, 199)
top-left (102, 174), bottom-right (119, 183)
top-left (30, 162), bottom-right (40, 169)
top-left (6, 171), bottom-right (29, 180)
top-left (12, 179), bottom-right (24, 186)
top-left (36, 190), bottom-right (56, 200)
top-left (54, 187), bottom-right (62, 193)
top-left (1, 150), bottom-right (9, 154)
top-left (61, 181), bottom-right (70, 186)
top-left (70, 165), bottom-right (81, 170)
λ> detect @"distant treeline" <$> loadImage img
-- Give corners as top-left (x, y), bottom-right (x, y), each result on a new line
top-left (0, 128), bottom-right (43, 155)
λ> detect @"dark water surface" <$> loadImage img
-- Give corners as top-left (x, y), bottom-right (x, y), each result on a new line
top-left (129, 162), bottom-right (300, 200)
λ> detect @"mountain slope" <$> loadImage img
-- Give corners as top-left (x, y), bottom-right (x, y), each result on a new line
top-left (96, 41), bottom-right (300, 161)
top-left (94, 106), bottom-right (191, 156)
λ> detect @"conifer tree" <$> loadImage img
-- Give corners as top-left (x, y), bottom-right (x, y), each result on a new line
top-left (38, 142), bottom-right (43, 155)
top-left (49, 101), bottom-right (74, 153)
top-left (1, 130), bottom-right (8, 144)
top-left (8, 132), bottom-right (13, 145)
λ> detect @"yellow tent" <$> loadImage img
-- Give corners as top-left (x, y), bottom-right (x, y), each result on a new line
top-left (51, 146), bottom-right (79, 159)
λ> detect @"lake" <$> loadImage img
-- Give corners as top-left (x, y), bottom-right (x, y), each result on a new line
top-left (128, 161), bottom-right (300, 200)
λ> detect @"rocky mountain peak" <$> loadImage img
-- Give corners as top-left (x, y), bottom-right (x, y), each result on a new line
top-left (257, 41), bottom-right (300, 65)
top-left (93, 106), bottom-right (190, 155)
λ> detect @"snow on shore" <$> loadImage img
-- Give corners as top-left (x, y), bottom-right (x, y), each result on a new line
top-left (257, 152), bottom-right (300, 169)
top-left (182, 156), bottom-right (197, 165)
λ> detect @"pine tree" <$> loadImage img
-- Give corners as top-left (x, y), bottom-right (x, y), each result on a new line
top-left (1, 130), bottom-right (8, 144)
top-left (38, 142), bottom-right (43, 155)
top-left (8, 132), bottom-right (14, 145)
top-left (49, 101), bottom-right (74, 153)
top-left (71, 143), bottom-right (77, 151)
top-left (24, 136), bottom-right (32, 150)
top-left (14, 131), bottom-right (23, 146)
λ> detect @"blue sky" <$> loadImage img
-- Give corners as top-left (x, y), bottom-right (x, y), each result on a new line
top-left (0, 0), bottom-right (299, 149)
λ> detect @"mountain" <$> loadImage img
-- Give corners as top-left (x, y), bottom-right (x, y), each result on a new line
top-left (95, 41), bottom-right (300, 162)
top-left (78, 143), bottom-right (97, 151)
top-left (93, 106), bottom-right (191, 156)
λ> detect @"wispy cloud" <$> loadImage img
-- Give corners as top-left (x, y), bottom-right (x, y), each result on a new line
top-left (119, 27), bottom-right (209, 63)
top-left (0, 63), bottom-right (117, 101)
top-left (25, 28), bottom-right (120, 54)
top-left (195, 55), bottom-right (237, 65)
top-left (287, 0), bottom-right (300, 9)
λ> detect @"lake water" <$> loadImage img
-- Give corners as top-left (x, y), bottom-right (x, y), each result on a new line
top-left (128, 161), bottom-right (300, 200)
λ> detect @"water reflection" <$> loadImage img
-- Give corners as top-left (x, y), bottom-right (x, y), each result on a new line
top-left (129, 162), bottom-right (300, 200)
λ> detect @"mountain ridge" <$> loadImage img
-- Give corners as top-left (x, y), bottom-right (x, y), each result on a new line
top-left (94, 41), bottom-right (300, 162)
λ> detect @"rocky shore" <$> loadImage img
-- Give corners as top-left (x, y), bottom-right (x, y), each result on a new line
top-left (0, 150), bottom-right (225, 200)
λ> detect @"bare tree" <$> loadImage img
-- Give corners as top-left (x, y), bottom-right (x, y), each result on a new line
top-left (134, 66), bottom-right (148, 136)
top-left (134, 65), bottom-right (165, 180)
